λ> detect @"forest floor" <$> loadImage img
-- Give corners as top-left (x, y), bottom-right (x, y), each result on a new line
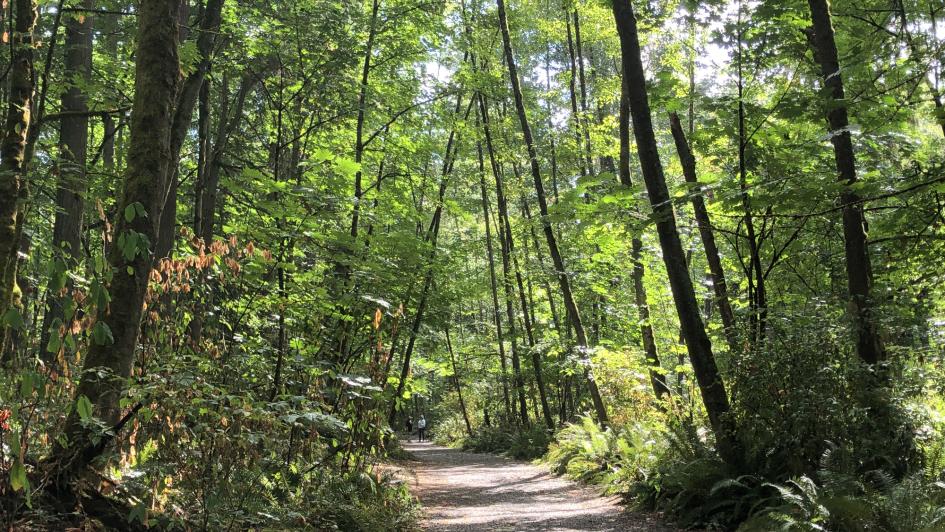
top-left (401, 440), bottom-right (678, 531)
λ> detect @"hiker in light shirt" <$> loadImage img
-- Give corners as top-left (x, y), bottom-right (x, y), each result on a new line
top-left (417, 415), bottom-right (427, 442)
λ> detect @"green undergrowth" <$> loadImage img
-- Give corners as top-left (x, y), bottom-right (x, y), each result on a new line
top-left (540, 413), bottom-right (945, 531)
top-left (433, 415), bottom-right (553, 460)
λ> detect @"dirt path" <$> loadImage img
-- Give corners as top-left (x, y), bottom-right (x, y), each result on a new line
top-left (403, 441), bottom-right (676, 531)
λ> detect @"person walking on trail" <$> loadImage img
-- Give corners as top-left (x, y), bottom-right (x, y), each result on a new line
top-left (417, 415), bottom-right (427, 442)
top-left (405, 417), bottom-right (413, 442)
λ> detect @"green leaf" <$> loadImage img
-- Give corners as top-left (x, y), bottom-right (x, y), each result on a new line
top-left (10, 461), bottom-right (27, 492)
top-left (2, 308), bottom-right (25, 331)
top-left (92, 322), bottom-right (114, 345)
top-left (77, 395), bottom-right (93, 421)
top-left (20, 372), bottom-right (34, 396)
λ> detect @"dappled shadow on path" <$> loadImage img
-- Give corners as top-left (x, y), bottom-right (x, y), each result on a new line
top-left (404, 441), bottom-right (676, 532)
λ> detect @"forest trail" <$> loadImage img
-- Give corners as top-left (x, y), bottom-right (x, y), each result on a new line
top-left (403, 441), bottom-right (676, 531)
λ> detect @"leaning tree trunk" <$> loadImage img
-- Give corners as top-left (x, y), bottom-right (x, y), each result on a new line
top-left (40, 0), bottom-right (94, 368)
top-left (480, 96), bottom-right (529, 426)
top-left (58, 0), bottom-right (181, 473)
top-left (476, 104), bottom-right (513, 418)
top-left (496, 0), bottom-right (608, 425)
top-left (618, 79), bottom-right (671, 402)
top-left (668, 112), bottom-right (738, 353)
top-left (0, 0), bottom-right (37, 345)
top-left (612, 0), bottom-right (740, 467)
top-left (806, 0), bottom-right (885, 365)
top-left (388, 95), bottom-right (466, 424)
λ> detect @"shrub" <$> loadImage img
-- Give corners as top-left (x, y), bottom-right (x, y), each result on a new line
top-left (545, 415), bottom-right (664, 494)
top-left (432, 414), bottom-right (468, 447)
top-left (460, 424), bottom-right (551, 460)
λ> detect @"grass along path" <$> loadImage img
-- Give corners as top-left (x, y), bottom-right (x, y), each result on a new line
top-left (403, 440), bottom-right (677, 531)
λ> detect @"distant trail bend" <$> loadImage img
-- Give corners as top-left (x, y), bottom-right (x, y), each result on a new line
top-left (403, 441), bottom-right (677, 532)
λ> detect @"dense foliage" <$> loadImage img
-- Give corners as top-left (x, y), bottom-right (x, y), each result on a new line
top-left (0, 0), bottom-right (943, 530)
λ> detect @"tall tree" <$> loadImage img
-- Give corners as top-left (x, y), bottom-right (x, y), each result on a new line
top-left (806, 0), bottom-right (886, 365)
top-left (669, 112), bottom-right (738, 352)
top-left (58, 0), bottom-right (181, 470)
top-left (159, 0), bottom-right (225, 258)
top-left (388, 94), bottom-right (467, 424)
top-left (40, 0), bottom-right (94, 367)
top-left (619, 80), bottom-right (671, 401)
top-left (496, 0), bottom-right (608, 425)
top-left (476, 101), bottom-right (513, 418)
top-left (481, 97), bottom-right (529, 425)
top-left (0, 0), bottom-right (38, 345)
top-left (611, 0), bottom-right (739, 466)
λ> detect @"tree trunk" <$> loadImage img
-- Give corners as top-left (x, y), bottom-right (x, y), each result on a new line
top-left (158, 0), bottom-right (225, 258)
top-left (572, 9), bottom-right (594, 174)
top-left (350, 0), bottom-right (380, 241)
top-left (476, 104), bottom-right (513, 418)
top-left (200, 69), bottom-right (255, 244)
top-left (612, 0), bottom-right (740, 467)
top-left (806, 0), bottom-right (886, 365)
top-left (520, 198), bottom-right (562, 337)
top-left (0, 0), bottom-right (37, 339)
top-left (496, 0), bottom-right (608, 425)
top-left (618, 78), bottom-right (670, 401)
top-left (668, 112), bottom-right (738, 353)
top-left (481, 96), bottom-right (529, 426)
top-left (40, 1), bottom-right (94, 367)
top-left (58, 0), bottom-right (181, 470)
top-left (192, 73), bottom-right (211, 237)
top-left (513, 244), bottom-right (555, 430)
top-left (388, 94), bottom-right (466, 424)
top-left (735, 17), bottom-right (766, 347)
top-left (564, 14), bottom-right (588, 178)
top-left (445, 321), bottom-right (473, 436)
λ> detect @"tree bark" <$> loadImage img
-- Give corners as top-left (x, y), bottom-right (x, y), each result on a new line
top-left (806, 0), bottom-right (886, 365)
top-left (496, 0), bottom-right (608, 425)
top-left (59, 0), bottom-right (181, 469)
top-left (612, 0), bottom-right (740, 466)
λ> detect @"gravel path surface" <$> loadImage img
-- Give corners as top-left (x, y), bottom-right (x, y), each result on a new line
top-left (403, 441), bottom-right (676, 531)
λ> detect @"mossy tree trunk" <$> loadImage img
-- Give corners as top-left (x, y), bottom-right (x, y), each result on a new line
top-left (58, 0), bottom-right (181, 472)
top-left (0, 0), bottom-right (37, 350)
